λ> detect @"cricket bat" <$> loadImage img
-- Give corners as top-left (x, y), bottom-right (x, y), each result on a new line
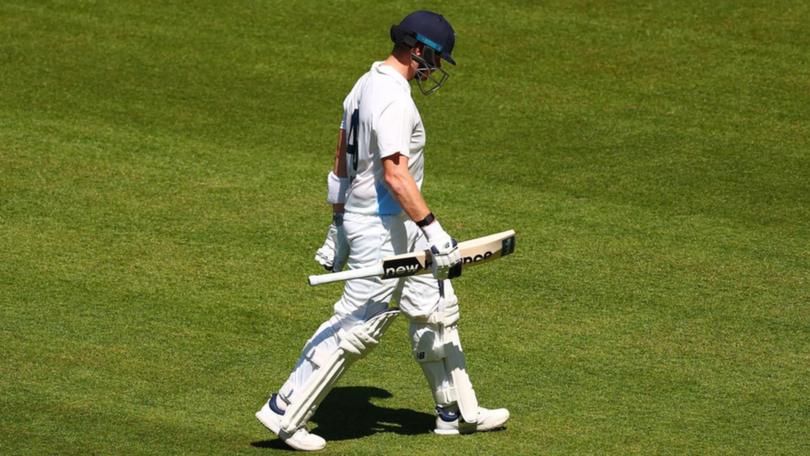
top-left (308, 229), bottom-right (516, 286)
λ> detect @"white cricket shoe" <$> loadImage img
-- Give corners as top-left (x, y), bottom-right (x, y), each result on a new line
top-left (255, 394), bottom-right (326, 451)
top-left (434, 406), bottom-right (510, 435)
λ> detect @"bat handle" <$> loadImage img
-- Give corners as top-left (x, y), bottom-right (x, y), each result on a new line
top-left (307, 264), bottom-right (384, 286)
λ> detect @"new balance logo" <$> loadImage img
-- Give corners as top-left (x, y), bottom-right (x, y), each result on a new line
top-left (384, 263), bottom-right (420, 277)
top-left (382, 257), bottom-right (423, 278)
top-left (462, 251), bottom-right (493, 264)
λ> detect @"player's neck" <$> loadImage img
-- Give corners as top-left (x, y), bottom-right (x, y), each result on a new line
top-left (382, 51), bottom-right (413, 81)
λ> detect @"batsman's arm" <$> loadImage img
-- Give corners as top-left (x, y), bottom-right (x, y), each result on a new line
top-left (317, 128), bottom-right (349, 272)
top-left (331, 128), bottom-right (348, 214)
top-left (333, 128), bottom-right (348, 178)
top-left (381, 153), bottom-right (430, 222)
top-left (382, 152), bottom-right (460, 279)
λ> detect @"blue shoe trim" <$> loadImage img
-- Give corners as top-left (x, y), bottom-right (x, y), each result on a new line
top-left (436, 405), bottom-right (459, 422)
top-left (269, 393), bottom-right (286, 415)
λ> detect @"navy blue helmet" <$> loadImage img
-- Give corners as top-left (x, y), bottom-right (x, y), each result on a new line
top-left (390, 10), bottom-right (456, 65)
top-left (390, 11), bottom-right (456, 95)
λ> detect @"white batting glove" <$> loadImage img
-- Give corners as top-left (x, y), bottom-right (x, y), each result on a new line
top-left (421, 218), bottom-right (462, 280)
top-left (314, 214), bottom-right (348, 271)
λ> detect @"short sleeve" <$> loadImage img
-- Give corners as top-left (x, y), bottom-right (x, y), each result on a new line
top-left (375, 98), bottom-right (414, 159)
top-left (340, 95), bottom-right (351, 130)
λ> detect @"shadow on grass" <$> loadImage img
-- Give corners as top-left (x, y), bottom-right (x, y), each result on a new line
top-left (251, 386), bottom-right (434, 449)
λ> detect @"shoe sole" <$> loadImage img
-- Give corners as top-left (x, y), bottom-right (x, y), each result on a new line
top-left (434, 415), bottom-right (510, 436)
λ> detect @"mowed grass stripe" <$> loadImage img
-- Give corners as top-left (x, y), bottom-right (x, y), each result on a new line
top-left (2, 1), bottom-right (809, 454)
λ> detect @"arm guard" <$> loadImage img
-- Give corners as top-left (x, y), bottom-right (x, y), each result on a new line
top-left (326, 171), bottom-right (349, 204)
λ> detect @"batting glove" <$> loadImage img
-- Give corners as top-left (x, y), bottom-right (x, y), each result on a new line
top-left (421, 219), bottom-right (462, 280)
top-left (314, 214), bottom-right (348, 272)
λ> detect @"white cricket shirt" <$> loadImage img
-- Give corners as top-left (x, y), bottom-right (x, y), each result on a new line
top-left (340, 62), bottom-right (426, 215)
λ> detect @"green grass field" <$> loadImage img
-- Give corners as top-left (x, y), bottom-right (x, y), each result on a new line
top-left (2, 1), bottom-right (809, 454)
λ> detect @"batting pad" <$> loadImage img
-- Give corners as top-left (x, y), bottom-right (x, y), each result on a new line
top-left (280, 308), bottom-right (400, 433)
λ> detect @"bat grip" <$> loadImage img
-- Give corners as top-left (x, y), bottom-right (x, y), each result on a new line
top-left (307, 264), bottom-right (383, 286)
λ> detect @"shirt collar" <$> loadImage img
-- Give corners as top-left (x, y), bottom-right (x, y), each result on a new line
top-left (372, 61), bottom-right (411, 92)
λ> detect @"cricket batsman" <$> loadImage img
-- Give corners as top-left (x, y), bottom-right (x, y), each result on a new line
top-left (256, 11), bottom-right (509, 451)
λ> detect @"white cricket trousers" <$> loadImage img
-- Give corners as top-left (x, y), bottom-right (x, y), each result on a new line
top-left (279, 212), bottom-right (456, 403)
